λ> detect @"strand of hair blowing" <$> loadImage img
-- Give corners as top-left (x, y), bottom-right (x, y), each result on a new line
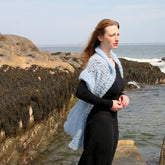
top-left (82, 19), bottom-right (119, 65)
top-left (82, 28), bottom-right (101, 64)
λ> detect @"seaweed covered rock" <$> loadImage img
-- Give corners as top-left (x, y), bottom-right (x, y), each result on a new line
top-left (120, 58), bottom-right (165, 89)
top-left (0, 65), bottom-right (80, 136)
top-left (0, 33), bottom-right (84, 138)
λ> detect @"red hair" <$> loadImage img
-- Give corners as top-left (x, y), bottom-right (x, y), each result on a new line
top-left (82, 19), bottom-right (119, 64)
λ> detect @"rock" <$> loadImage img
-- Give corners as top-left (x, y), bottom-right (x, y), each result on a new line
top-left (161, 57), bottom-right (165, 62)
top-left (0, 32), bottom-right (5, 41)
top-left (0, 110), bottom-right (61, 164)
top-left (113, 140), bottom-right (146, 165)
top-left (0, 33), bottom-right (83, 70)
top-left (53, 52), bottom-right (84, 69)
top-left (127, 81), bottom-right (140, 89)
top-left (159, 137), bottom-right (165, 165)
top-left (0, 34), bottom-right (84, 164)
top-left (0, 33), bottom-right (38, 59)
top-left (0, 64), bottom-right (81, 136)
top-left (0, 33), bottom-right (84, 137)
top-left (120, 58), bottom-right (165, 89)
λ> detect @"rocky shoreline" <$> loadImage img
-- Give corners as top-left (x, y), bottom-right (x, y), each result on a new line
top-left (0, 33), bottom-right (165, 164)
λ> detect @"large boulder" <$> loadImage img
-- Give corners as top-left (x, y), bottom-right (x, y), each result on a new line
top-left (0, 32), bottom-right (38, 58)
top-left (0, 33), bottom-right (77, 69)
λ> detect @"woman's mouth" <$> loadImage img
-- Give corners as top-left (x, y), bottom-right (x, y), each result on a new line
top-left (113, 43), bottom-right (118, 46)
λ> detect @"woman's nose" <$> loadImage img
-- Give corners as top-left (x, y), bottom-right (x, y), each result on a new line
top-left (115, 35), bottom-right (119, 41)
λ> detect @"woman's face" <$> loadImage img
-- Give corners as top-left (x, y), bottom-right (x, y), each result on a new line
top-left (98, 25), bottom-right (120, 50)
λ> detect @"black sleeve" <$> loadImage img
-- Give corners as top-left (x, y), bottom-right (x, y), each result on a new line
top-left (120, 92), bottom-right (125, 95)
top-left (75, 80), bottom-right (113, 108)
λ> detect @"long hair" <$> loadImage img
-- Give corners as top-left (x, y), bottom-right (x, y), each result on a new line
top-left (82, 19), bottom-right (119, 64)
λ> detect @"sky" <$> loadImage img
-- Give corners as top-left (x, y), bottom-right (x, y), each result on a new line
top-left (0, 0), bottom-right (165, 45)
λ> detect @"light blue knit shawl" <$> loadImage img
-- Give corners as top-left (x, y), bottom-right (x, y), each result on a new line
top-left (64, 46), bottom-right (123, 150)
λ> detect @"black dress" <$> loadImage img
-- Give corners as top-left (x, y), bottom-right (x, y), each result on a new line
top-left (76, 64), bottom-right (125, 165)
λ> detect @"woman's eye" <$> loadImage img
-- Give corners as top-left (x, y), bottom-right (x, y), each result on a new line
top-left (109, 34), bottom-right (115, 37)
top-left (109, 34), bottom-right (120, 37)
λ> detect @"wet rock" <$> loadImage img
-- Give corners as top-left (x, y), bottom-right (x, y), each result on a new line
top-left (0, 110), bottom-right (61, 164)
top-left (159, 137), bottom-right (165, 165)
top-left (127, 81), bottom-right (140, 89)
top-left (113, 140), bottom-right (146, 165)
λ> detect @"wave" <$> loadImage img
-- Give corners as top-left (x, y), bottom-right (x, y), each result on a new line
top-left (127, 81), bottom-right (140, 88)
top-left (122, 57), bottom-right (165, 73)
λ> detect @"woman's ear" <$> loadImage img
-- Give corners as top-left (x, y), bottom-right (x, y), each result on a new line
top-left (97, 35), bottom-right (103, 42)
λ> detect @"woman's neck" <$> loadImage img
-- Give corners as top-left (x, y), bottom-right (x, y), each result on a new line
top-left (99, 44), bottom-right (115, 67)
top-left (100, 44), bottom-right (111, 57)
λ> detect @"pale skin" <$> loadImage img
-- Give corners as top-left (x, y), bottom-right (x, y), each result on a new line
top-left (97, 25), bottom-right (129, 112)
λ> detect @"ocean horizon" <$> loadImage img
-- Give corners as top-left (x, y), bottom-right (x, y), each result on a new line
top-left (37, 42), bottom-right (165, 46)
top-left (38, 43), bottom-right (165, 73)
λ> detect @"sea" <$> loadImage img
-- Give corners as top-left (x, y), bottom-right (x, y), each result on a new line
top-left (37, 43), bottom-right (165, 165)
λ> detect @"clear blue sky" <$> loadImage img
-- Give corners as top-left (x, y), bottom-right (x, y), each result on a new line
top-left (1, 0), bottom-right (165, 45)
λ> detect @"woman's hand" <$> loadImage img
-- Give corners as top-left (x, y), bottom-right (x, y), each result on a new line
top-left (118, 95), bottom-right (129, 107)
top-left (111, 100), bottom-right (123, 112)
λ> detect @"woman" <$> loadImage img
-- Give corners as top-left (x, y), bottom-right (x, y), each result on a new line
top-left (64, 19), bottom-right (129, 165)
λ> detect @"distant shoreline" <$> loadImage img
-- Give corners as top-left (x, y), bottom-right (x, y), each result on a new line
top-left (37, 42), bottom-right (165, 47)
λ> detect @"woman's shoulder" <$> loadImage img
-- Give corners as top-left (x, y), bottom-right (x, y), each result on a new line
top-left (89, 53), bottom-right (103, 61)
top-left (85, 53), bottom-right (109, 73)
top-left (88, 53), bottom-right (107, 66)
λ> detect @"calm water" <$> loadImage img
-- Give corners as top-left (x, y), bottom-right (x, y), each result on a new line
top-left (34, 44), bottom-right (165, 164)
top-left (119, 85), bottom-right (165, 164)
top-left (115, 43), bottom-right (165, 59)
